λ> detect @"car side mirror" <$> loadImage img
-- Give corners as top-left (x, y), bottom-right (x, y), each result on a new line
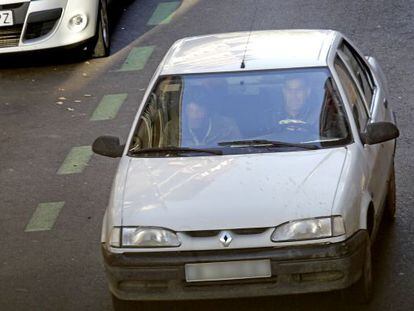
top-left (92, 136), bottom-right (124, 158)
top-left (362, 122), bottom-right (399, 145)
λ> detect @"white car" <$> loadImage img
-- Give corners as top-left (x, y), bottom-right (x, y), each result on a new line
top-left (93, 30), bottom-right (399, 309)
top-left (0, 0), bottom-right (111, 57)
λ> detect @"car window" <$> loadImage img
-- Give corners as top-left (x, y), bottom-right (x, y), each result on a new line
top-left (129, 76), bottom-right (183, 151)
top-left (129, 68), bottom-right (352, 157)
top-left (339, 41), bottom-right (374, 108)
top-left (334, 56), bottom-right (369, 132)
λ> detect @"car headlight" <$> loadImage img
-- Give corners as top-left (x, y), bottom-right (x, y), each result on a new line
top-left (109, 227), bottom-right (181, 248)
top-left (271, 216), bottom-right (345, 242)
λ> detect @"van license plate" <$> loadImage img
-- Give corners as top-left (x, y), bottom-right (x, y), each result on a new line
top-left (0, 11), bottom-right (14, 27)
top-left (185, 259), bottom-right (271, 283)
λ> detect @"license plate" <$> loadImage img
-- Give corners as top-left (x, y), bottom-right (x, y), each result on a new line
top-left (185, 259), bottom-right (271, 283)
top-left (0, 10), bottom-right (14, 27)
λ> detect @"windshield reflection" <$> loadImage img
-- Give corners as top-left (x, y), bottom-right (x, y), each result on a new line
top-left (129, 68), bottom-right (351, 157)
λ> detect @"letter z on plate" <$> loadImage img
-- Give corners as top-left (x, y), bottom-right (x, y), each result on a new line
top-left (0, 11), bottom-right (14, 27)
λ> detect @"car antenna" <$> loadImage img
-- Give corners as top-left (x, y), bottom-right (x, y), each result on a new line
top-left (241, 2), bottom-right (259, 69)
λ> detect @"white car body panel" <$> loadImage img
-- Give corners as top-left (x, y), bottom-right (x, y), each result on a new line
top-left (0, 0), bottom-right (23, 4)
top-left (161, 30), bottom-right (335, 75)
top-left (327, 34), bottom-right (396, 239)
top-left (0, 0), bottom-right (99, 53)
top-left (121, 149), bottom-right (346, 230)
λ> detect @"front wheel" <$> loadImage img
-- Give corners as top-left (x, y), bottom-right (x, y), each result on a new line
top-left (91, 0), bottom-right (111, 58)
top-left (342, 237), bottom-right (373, 304)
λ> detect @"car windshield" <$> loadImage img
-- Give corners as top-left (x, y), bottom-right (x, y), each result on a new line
top-left (128, 68), bottom-right (351, 157)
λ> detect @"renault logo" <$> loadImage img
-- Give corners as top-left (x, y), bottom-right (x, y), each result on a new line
top-left (219, 231), bottom-right (233, 247)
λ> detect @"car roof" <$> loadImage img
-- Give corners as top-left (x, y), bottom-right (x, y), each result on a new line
top-left (160, 30), bottom-right (339, 75)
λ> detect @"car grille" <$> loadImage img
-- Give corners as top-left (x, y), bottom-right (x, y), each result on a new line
top-left (0, 2), bottom-right (30, 48)
top-left (185, 228), bottom-right (268, 238)
top-left (0, 3), bottom-right (25, 10)
top-left (0, 25), bottom-right (23, 48)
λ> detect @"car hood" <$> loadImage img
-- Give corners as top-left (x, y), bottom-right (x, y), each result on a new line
top-left (122, 148), bottom-right (347, 231)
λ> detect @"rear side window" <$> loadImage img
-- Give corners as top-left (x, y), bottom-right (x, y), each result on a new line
top-left (334, 57), bottom-right (369, 132)
top-left (339, 41), bottom-right (374, 108)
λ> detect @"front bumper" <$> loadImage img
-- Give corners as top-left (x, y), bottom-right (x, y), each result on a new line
top-left (102, 230), bottom-right (369, 301)
top-left (0, 0), bottom-right (98, 54)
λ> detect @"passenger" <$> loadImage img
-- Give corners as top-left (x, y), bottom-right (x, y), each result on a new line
top-left (164, 98), bottom-right (241, 147)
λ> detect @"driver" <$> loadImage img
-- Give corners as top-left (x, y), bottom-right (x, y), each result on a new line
top-left (276, 76), bottom-right (317, 131)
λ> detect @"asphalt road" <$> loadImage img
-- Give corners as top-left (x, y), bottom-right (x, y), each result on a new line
top-left (1, 0), bottom-right (413, 310)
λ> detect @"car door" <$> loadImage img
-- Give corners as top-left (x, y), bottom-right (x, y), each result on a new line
top-left (335, 41), bottom-right (394, 233)
top-left (334, 55), bottom-right (384, 236)
top-left (338, 40), bottom-right (394, 218)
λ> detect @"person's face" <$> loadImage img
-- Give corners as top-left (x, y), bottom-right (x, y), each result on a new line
top-left (283, 78), bottom-right (310, 114)
top-left (186, 102), bottom-right (207, 129)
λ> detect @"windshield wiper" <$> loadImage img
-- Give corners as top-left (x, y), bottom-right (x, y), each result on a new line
top-left (129, 146), bottom-right (223, 156)
top-left (218, 139), bottom-right (320, 150)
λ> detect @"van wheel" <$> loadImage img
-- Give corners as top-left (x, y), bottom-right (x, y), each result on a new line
top-left (111, 294), bottom-right (139, 311)
top-left (342, 237), bottom-right (373, 304)
top-left (91, 0), bottom-right (111, 58)
top-left (384, 164), bottom-right (396, 221)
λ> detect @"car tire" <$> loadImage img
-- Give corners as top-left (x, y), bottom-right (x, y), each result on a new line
top-left (384, 164), bottom-right (396, 221)
top-left (111, 294), bottom-right (139, 311)
top-left (342, 236), bottom-right (373, 304)
top-left (91, 0), bottom-right (111, 58)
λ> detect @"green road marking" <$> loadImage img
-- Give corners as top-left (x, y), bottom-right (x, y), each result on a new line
top-left (25, 202), bottom-right (65, 232)
top-left (90, 93), bottom-right (128, 121)
top-left (57, 146), bottom-right (93, 175)
top-left (119, 46), bottom-right (155, 72)
top-left (147, 1), bottom-right (180, 25)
